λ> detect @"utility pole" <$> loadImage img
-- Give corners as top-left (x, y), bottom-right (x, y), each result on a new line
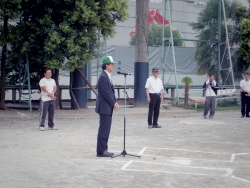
top-left (134, 0), bottom-right (149, 107)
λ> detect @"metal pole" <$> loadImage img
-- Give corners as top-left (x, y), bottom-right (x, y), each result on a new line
top-left (96, 30), bottom-right (100, 87)
top-left (166, 0), bottom-right (179, 105)
top-left (124, 75), bottom-right (126, 151)
top-left (221, 0), bottom-right (235, 89)
top-left (217, 0), bottom-right (221, 85)
top-left (105, 36), bottom-right (107, 56)
top-left (18, 56), bottom-right (22, 102)
top-left (162, 0), bottom-right (166, 84)
top-left (25, 53), bottom-right (32, 112)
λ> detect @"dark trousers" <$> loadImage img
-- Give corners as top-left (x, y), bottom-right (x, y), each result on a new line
top-left (148, 93), bottom-right (161, 125)
top-left (203, 96), bottom-right (216, 116)
top-left (39, 100), bottom-right (55, 127)
top-left (241, 92), bottom-right (250, 117)
top-left (97, 114), bottom-right (112, 154)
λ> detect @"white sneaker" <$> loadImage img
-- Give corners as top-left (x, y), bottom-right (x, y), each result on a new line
top-left (40, 127), bottom-right (45, 131)
top-left (48, 127), bottom-right (58, 130)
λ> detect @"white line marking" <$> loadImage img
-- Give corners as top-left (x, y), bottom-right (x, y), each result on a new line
top-left (147, 147), bottom-right (229, 155)
top-left (133, 160), bottom-right (231, 172)
top-left (16, 111), bottom-right (25, 116)
top-left (142, 154), bottom-right (231, 162)
top-left (123, 168), bottom-right (208, 176)
top-left (230, 153), bottom-right (250, 163)
top-left (138, 147), bottom-right (147, 155)
top-left (231, 175), bottom-right (250, 183)
top-left (230, 154), bottom-right (235, 162)
top-left (121, 160), bottom-right (133, 170)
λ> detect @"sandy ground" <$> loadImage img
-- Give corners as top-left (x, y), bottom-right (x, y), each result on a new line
top-left (0, 107), bottom-right (250, 188)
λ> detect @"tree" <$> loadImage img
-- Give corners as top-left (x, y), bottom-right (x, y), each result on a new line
top-left (134, 0), bottom-right (148, 107)
top-left (237, 0), bottom-right (250, 71)
top-left (129, 24), bottom-right (183, 46)
top-left (189, 0), bottom-right (242, 84)
top-left (8, 0), bottom-right (128, 108)
top-left (181, 76), bottom-right (193, 108)
top-left (0, 0), bottom-right (21, 109)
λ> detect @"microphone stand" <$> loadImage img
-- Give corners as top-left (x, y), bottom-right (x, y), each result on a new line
top-left (112, 73), bottom-right (140, 158)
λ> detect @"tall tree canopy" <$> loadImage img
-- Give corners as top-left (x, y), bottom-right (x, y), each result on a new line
top-left (237, 0), bottom-right (250, 71)
top-left (3, 0), bottom-right (128, 106)
top-left (129, 24), bottom-right (182, 46)
top-left (10, 0), bottom-right (128, 72)
top-left (0, 0), bottom-right (21, 109)
top-left (190, 0), bottom-right (242, 84)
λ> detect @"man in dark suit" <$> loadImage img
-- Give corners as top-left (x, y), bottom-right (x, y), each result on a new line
top-left (96, 56), bottom-right (119, 157)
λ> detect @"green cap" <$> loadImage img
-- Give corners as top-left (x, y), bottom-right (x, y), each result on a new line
top-left (102, 56), bottom-right (117, 64)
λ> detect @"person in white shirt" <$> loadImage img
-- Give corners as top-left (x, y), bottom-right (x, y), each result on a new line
top-left (240, 72), bottom-right (250, 118)
top-left (145, 67), bottom-right (164, 129)
top-left (39, 68), bottom-right (57, 131)
top-left (202, 74), bottom-right (219, 119)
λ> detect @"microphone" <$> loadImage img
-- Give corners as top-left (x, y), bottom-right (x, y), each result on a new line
top-left (117, 71), bottom-right (131, 75)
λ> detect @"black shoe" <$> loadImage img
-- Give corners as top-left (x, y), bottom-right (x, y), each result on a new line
top-left (209, 115), bottom-right (213, 119)
top-left (105, 150), bottom-right (114, 155)
top-left (97, 151), bottom-right (113, 157)
top-left (241, 115), bottom-right (245, 118)
top-left (152, 125), bottom-right (162, 128)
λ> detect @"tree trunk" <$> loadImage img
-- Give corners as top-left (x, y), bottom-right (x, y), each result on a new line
top-left (53, 69), bottom-right (60, 110)
top-left (0, 16), bottom-right (8, 110)
top-left (77, 68), bottom-right (98, 96)
top-left (134, 0), bottom-right (149, 107)
top-left (135, 0), bottom-right (148, 62)
top-left (184, 83), bottom-right (189, 107)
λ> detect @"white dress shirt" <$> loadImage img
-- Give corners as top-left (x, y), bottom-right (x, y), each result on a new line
top-left (104, 70), bottom-right (112, 83)
top-left (240, 79), bottom-right (250, 92)
top-left (145, 76), bottom-right (163, 93)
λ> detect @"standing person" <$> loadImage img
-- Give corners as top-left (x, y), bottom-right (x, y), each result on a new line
top-left (240, 72), bottom-right (250, 118)
top-left (39, 68), bottom-right (57, 131)
top-left (145, 67), bottom-right (164, 129)
top-left (203, 74), bottom-right (219, 119)
top-left (96, 56), bottom-right (119, 157)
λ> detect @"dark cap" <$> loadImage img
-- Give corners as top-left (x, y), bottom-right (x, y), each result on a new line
top-left (152, 67), bottom-right (159, 72)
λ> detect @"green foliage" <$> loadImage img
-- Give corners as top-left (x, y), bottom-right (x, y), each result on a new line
top-left (181, 76), bottom-right (193, 84)
top-left (237, 0), bottom-right (250, 71)
top-left (129, 24), bottom-right (183, 46)
top-left (189, 0), bottom-right (242, 83)
top-left (0, 0), bottom-right (21, 46)
top-left (7, 0), bottom-right (128, 85)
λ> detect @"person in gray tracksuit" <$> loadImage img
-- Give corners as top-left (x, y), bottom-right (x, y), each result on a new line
top-left (203, 74), bottom-right (219, 119)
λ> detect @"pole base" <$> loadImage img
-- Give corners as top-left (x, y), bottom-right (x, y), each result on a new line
top-left (111, 150), bottom-right (140, 158)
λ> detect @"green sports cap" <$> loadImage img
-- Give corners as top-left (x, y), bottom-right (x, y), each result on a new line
top-left (102, 56), bottom-right (117, 64)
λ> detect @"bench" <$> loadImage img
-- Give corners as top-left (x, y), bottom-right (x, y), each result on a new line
top-left (179, 89), bottom-right (237, 108)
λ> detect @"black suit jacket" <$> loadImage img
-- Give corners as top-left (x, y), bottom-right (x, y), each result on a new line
top-left (95, 71), bottom-right (117, 115)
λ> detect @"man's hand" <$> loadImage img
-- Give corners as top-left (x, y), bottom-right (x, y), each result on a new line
top-left (51, 96), bottom-right (57, 100)
top-left (147, 97), bottom-right (151, 104)
top-left (47, 93), bottom-right (54, 97)
top-left (114, 102), bottom-right (119, 110)
top-left (161, 97), bottom-right (163, 102)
